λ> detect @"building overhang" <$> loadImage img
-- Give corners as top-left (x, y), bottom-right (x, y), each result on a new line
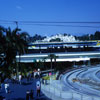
top-left (16, 51), bottom-right (100, 63)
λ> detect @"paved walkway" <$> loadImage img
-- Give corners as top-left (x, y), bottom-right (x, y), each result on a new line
top-left (41, 80), bottom-right (73, 100)
top-left (41, 71), bottom-right (100, 100)
top-left (1, 67), bottom-right (100, 100)
top-left (0, 78), bottom-right (51, 100)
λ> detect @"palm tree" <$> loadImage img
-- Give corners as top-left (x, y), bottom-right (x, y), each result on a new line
top-left (48, 54), bottom-right (58, 72)
top-left (11, 28), bottom-right (29, 75)
top-left (42, 57), bottom-right (47, 69)
top-left (0, 26), bottom-right (6, 67)
top-left (0, 26), bottom-right (15, 78)
top-left (5, 28), bottom-right (17, 67)
top-left (0, 26), bottom-right (29, 78)
top-left (5, 27), bottom-right (29, 76)
top-left (54, 55), bottom-right (58, 70)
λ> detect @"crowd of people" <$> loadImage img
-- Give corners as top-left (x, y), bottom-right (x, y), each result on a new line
top-left (0, 68), bottom-right (42, 100)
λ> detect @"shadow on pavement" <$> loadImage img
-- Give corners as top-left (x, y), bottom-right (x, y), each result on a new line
top-left (12, 98), bottom-right (25, 100)
top-left (22, 82), bottom-right (33, 85)
top-left (0, 78), bottom-right (52, 100)
top-left (37, 92), bottom-right (52, 100)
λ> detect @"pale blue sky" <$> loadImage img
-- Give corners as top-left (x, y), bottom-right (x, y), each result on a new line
top-left (0, 0), bottom-right (100, 36)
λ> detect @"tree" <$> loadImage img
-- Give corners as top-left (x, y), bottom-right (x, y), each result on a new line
top-left (0, 26), bottom-right (29, 78)
top-left (50, 38), bottom-right (62, 42)
top-left (5, 28), bottom-right (17, 68)
top-left (48, 54), bottom-right (58, 72)
top-left (0, 26), bottom-right (6, 67)
top-left (94, 31), bottom-right (100, 40)
top-left (0, 26), bottom-right (17, 78)
top-left (42, 57), bottom-right (47, 70)
top-left (54, 55), bottom-right (58, 70)
top-left (11, 28), bottom-right (29, 75)
top-left (30, 34), bottom-right (46, 42)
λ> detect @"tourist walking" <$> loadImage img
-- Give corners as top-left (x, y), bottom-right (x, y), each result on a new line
top-left (19, 74), bottom-right (22, 84)
top-left (1, 77), bottom-right (4, 90)
top-left (30, 89), bottom-right (34, 100)
top-left (26, 90), bottom-right (30, 100)
top-left (12, 75), bottom-right (17, 84)
top-left (34, 70), bottom-right (37, 79)
top-left (37, 68), bottom-right (41, 78)
top-left (3, 97), bottom-right (6, 100)
top-left (4, 82), bottom-right (9, 93)
top-left (0, 82), bottom-right (1, 90)
top-left (27, 72), bottom-right (31, 82)
top-left (36, 84), bottom-right (40, 97)
top-left (36, 80), bottom-right (41, 97)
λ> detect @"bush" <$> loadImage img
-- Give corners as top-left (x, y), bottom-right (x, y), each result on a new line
top-left (42, 76), bottom-right (50, 80)
top-left (42, 74), bottom-right (56, 80)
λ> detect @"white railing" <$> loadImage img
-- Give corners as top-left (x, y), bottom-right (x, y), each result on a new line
top-left (41, 80), bottom-right (100, 100)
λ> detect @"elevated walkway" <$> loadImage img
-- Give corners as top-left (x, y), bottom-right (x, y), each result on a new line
top-left (16, 51), bottom-right (100, 63)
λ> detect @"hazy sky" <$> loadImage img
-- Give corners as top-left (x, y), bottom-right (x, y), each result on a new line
top-left (0, 0), bottom-right (100, 36)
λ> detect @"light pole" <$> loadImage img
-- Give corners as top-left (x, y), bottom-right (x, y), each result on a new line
top-left (15, 21), bottom-right (18, 29)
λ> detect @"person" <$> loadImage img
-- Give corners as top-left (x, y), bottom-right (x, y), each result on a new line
top-left (27, 72), bottom-right (31, 82)
top-left (31, 71), bottom-right (34, 78)
top-left (34, 69), bottom-right (37, 79)
top-left (0, 82), bottom-right (1, 90)
top-left (0, 96), bottom-right (3, 100)
top-left (26, 90), bottom-right (30, 100)
top-left (37, 71), bottom-right (40, 78)
top-left (42, 78), bottom-right (44, 84)
top-left (49, 72), bottom-right (52, 76)
top-left (1, 78), bottom-right (4, 90)
top-left (37, 84), bottom-right (40, 97)
top-left (36, 81), bottom-right (41, 97)
top-left (4, 82), bottom-right (9, 93)
top-left (37, 69), bottom-right (41, 78)
top-left (12, 75), bottom-right (17, 84)
top-left (30, 90), bottom-right (33, 100)
top-left (27, 73), bottom-right (30, 82)
top-left (3, 97), bottom-right (6, 100)
top-left (36, 81), bottom-right (40, 87)
top-left (19, 74), bottom-right (22, 84)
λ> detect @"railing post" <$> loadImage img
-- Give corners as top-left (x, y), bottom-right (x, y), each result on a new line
top-left (92, 96), bottom-right (94, 100)
top-left (54, 86), bottom-right (55, 98)
top-left (72, 92), bottom-right (74, 100)
top-left (49, 80), bottom-right (50, 93)
top-left (81, 94), bottom-right (83, 100)
top-left (54, 82), bottom-right (55, 96)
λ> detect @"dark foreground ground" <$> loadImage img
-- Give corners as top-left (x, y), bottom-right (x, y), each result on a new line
top-left (0, 78), bottom-right (51, 100)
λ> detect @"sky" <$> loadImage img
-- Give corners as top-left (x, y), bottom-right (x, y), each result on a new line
top-left (0, 0), bottom-right (100, 36)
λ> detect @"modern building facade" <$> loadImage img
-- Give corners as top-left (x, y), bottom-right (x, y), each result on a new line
top-left (16, 41), bottom-right (100, 65)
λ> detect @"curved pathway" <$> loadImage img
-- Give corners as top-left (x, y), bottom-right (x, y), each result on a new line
top-left (62, 66), bottom-right (100, 98)
top-left (41, 65), bottom-right (100, 100)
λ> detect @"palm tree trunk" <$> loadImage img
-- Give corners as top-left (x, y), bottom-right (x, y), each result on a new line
top-left (16, 62), bottom-right (19, 78)
top-left (44, 59), bottom-right (46, 69)
top-left (16, 53), bottom-right (20, 78)
top-left (54, 58), bottom-right (56, 70)
top-left (51, 58), bottom-right (52, 73)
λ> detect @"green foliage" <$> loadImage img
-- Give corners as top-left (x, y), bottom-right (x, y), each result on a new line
top-left (76, 31), bottom-right (100, 41)
top-left (38, 60), bottom-right (44, 69)
top-left (42, 74), bottom-right (56, 80)
top-left (42, 75), bottom-right (50, 80)
top-left (28, 34), bottom-right (46, 42)
top-left (50, 38), bottom-right (62, 42)
top-left (0, 25), bottom-right (29, 79)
